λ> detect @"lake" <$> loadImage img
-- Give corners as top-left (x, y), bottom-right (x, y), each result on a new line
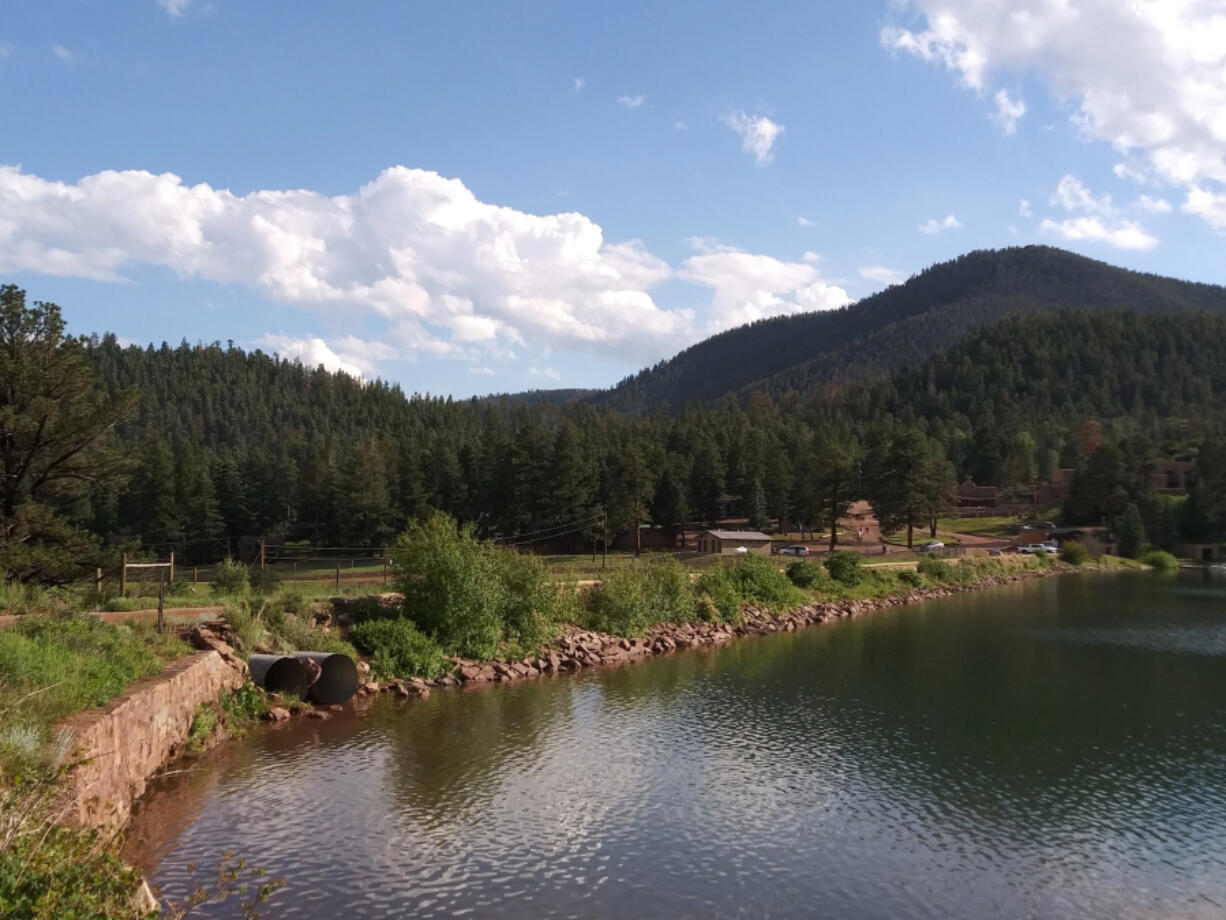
top-left (125, 571), bottom-right (1226, 919)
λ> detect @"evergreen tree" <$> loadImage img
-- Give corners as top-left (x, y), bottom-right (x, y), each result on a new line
top-left (1117, 503), bottom-right (1147, 558)
top-left (0, 286), bottom-right (132, 583)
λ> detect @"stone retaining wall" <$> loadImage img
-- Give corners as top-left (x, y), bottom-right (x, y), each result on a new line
top-left (57, 650), bottom-right (246, 829)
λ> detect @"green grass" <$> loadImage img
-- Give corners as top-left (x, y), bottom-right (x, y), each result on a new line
top-left (0, 615), bottom-right (189, 781)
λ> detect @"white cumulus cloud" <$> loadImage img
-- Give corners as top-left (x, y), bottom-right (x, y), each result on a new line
top-left (1184, 186), bottom-right (1226, 229)
top-left (0, 163), bottom-right (854, 375)
top-left (51, 44), bottom-right (74, 64)
top-left (680, 247), bottom-right (850, 331)
top-left (723, 111), bottom-right (784, 165)
top-left (1135, 194), bottom-right (1172, 213)
top-left (255, 334), bottom-right (392, 379)
top-left (572, 77), bottom-right (585, 94)
top-left (617, 94), bottom-right (645, 109)
top-left (919, 213), bottom-right (962, 234)
top-left (882, 0), bottom-right (1226, 229)
top-left (1039, 216), bottom-right (1158, 250)
top-left (797, 216), bottom-right (816, 228)
top-left (157, 0), bottom-right (191, 15)
top-left (1043, 173), bottom-right (1160, 248)
top-left (859, 266), bottom-right (905, 286)
top-left (992, 89), bottom-right (1025, 134)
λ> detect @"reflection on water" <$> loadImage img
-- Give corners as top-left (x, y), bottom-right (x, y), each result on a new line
top-left (126, 573), bottom-right (1226, 919)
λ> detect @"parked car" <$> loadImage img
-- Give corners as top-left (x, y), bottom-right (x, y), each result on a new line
top-left (777, 544), bottom-right (810, 556)
top-left (733, 546), bottom-right (750, 556)
top-left (1018, 542), bottom-right (1059, 554)
top-left (987, 547), bottom-right (1003, 556)
top-left (1036, 521), bottom-right (1057, 531)
top-left (921, 540), bottom-right (945, 552)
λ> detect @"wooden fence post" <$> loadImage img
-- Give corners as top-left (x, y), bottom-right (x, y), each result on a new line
top-left (335, 564), bottom-right (340, 589)
top-left (169, 551), bottom-right (175, 584)
top-left (120, 553), bottom-right (127, 597)
top-left (259, 541), bottom-right (266, 571)
top-left (95, 567), bottom-right (102, 595)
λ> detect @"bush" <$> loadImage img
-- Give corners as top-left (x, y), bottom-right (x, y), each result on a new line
top-left (1059, 540), bottom-right (1090, 566)
top-left (1141, 549), bottom-right (1179, 572)
top-left (248, 567), bottom-right (281, 595)
top-left (917, 556), bottom-right (953, 582)
top-left (692, 555), bottom-right (803, 622)
top-left (220, 679), bottom-right (268, 723)
top-left (491, 547), bottom-right (561, 652)
top-left (0, 784), bottom-right (145, 919)
top-left (350, 618), bottom-right (449, 680)
top-left (389, 513), bottom-right (507, 659)
top-left (212, 557), bottom-right (250, 595)
top-left (897, 569), bottom-right (922, 587)
top-left (785, 560), bottom-right (823, 588)
top-left (584, 556), bottom-right (696, 636)
top-left (824, 550), bottom-right (864, 586)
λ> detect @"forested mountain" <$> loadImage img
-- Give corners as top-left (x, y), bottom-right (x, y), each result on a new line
top-left (56, 307), bottom-right (1226, 568)
top-left (591, 246), bottom-right (1226, 411)
top-left (8, 262), bottom-right (1226, 584)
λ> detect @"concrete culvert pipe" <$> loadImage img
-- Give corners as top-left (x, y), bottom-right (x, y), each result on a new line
top-left (248, 654), bottom-right (311, 697)
top-left (296, 652), bottom-right (359, 705)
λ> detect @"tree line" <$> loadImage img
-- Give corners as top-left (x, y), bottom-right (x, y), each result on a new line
top-left (4, 283), bottom-right (1226, 584)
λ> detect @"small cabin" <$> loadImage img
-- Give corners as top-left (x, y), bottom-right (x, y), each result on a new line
top-left (697, 530), bottom-right (773, 556)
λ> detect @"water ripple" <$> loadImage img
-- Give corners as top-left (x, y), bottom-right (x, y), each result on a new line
top-left (126, 574), bottom-right (1226, 919)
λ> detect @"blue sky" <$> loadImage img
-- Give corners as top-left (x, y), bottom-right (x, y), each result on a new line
top-left (2, 0), bottom-right (1224, 396)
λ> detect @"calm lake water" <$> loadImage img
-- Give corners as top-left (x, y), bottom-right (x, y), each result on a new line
top-left (126, 572), bottom-right (1226, 919)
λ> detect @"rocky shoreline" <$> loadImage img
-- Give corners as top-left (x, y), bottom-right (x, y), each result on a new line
top-left (358, 564), bottom-right (1068, 704)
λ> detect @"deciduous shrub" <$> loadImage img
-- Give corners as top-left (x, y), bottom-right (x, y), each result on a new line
top-left (1140, 549), bottom-right (1179, 572)
top-left (350, 619), bottom-right (449, 680)
top-left (248, 567), bottom-right (281, 595)
top-left (492, 547), bottom-right (562, 652)
top-left (897, 569), bottom-right (922, 587)
top-left (388, 512), bottom-right (565, 659)
top-left (390, 513), bottom-right (507, 659)
top-left (785, 560), bottom-right (823, 588)
top-left (1059, 541), bottom-right (1090, 566)
top-left (917, 556), bottom-right (953, 582)
top-left (824, 550), bottom-right (864, 587)
top-left (212, 557), bottom-right (249, 595)
top-left (584, 556), bottom-right (695, 635)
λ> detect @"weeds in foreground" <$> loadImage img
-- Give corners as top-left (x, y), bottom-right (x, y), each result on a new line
top-left (0, 616), bottom-right (188, 782)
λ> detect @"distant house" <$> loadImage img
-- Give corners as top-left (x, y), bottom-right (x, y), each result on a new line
top-left (956, 479), bottom-right (999, 508)
top-left (838, 500), bottom-right (880, 544)
top-left (1034, 469), bottom-right (1076, 507)
top-left (697, 529), bottom-right (772, 555)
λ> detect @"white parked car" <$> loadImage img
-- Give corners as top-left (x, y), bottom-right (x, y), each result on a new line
top-left (1018, 542), bottom-right (1059, 554)
top-left (921, 540), bottom-right (945, 552)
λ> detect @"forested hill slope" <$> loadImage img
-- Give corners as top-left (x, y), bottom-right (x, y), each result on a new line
top-left (592, 246), bottom-right (1226, 411)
